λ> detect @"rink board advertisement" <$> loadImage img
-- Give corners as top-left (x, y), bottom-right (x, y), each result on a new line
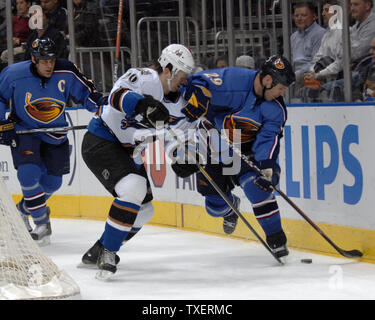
top-left (1, 104), bottom-right (375, 260)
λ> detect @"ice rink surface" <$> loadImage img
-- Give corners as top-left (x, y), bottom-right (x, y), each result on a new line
top-left (41, 218), bottom-right (375, 301)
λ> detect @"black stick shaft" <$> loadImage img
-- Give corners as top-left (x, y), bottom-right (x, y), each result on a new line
top-left (215, 122), bottom-right (363, 259)
top-left (166, 125), bottom-right (284, 264)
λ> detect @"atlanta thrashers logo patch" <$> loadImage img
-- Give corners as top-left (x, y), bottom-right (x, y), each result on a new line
top-left (24, 93), bottom-right (65, 123)
top-left (274, 58), bottom-right (285, 70)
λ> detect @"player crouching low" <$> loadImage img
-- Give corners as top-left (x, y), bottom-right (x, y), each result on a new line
top-left (172, 56), bottom-right (296, 259)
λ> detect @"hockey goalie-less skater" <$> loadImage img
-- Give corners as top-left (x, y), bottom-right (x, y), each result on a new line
top-left (80, 44), bottom-right (196, 280)
top-left (172, 55), bottom-right (296, 259)
top-left (0, 38), bottom-right (104, 245)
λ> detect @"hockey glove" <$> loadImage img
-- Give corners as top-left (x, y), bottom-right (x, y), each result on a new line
top-left (172, 162), bottom-right (200, 178)
top-left (253, 160), bottom-right (280, 192)
top-left (135, 94), bottom-right (170, 127)
top-left (181, 85), bottom-right (212, 122)
top-left (171, 143), bottom-right (205, 178)
top-left (0, 119), bottom-right (17, 147)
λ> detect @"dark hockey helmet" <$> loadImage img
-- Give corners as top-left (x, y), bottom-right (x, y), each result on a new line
top-left (260, 55), bottom-right (296, 87)
top-left (31, 38), bottom-right (57, 61)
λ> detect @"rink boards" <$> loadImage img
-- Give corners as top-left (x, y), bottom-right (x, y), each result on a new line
top-left (1, 103), bottom-right (375, 261)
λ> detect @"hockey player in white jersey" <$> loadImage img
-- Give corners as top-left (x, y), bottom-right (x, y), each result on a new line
top-left (80, 44), bottom-right (195, 279)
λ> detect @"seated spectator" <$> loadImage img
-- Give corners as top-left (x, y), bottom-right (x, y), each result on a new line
top-left (350, 0), bottom-right (375, 65)
top-left (215, 55), bottom-right (229, 68)
top-left (235, 55), bottom-right (255, 69)
top-left (304, 1), bottom-right (343, 83)
top-left (299, 0), bottom-right (343, 102)
top-left (39, 0), bottom-right (67, 34)
top-left (1, 0), bottom-right (32, 64)
top-left (290, 2), bottom-right (326, 97)
top-left (64, 0), bottom-right (100, 47)
top-left (24, 10), bottom-right (69, 60)
top-left (352, 36), bottom-right (375, 101)
top-left (319, 36), bottom-right (375, 102)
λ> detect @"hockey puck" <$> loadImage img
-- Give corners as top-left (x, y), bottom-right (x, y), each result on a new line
top-left (300, 259), bottom-right (312, 264)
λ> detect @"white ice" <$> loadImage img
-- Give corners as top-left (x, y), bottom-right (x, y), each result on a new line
top-left (40, 218), bottom-right (375, 300)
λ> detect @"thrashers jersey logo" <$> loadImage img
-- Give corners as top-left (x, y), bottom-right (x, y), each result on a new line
top-left (223, 114), bottom-right (260, 144)
top-left (24, 93), bottom-right (65, 123)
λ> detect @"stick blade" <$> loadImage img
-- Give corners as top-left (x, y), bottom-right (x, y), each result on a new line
top-left (341, 249), bottom-right (363, 259)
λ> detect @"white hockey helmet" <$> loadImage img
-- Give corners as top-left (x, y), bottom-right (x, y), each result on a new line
top-left (158, 44), bottom-right (195, 76)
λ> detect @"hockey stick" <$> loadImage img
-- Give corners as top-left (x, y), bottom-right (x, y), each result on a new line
top-left (113, 0), bottom-right (124, 84)
top-left (16, 125), bottom-right (87, 134)
top-left (165, 124), bottom-right (285, 265)
top-left (205, 119), bottom-right (363, 259)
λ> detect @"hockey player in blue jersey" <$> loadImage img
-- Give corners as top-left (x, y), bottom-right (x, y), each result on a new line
top-left (172, 55), bottom-right (296, 258)
top-left (0, 38), bottom-right (104, 245)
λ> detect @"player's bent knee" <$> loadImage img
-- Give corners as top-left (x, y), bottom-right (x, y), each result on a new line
top-left (41, 174), bottom-right (62, 194)
top-left (205, 195), bottom-right (231, 218)
top-left (114, 174), bottom-right (147, 206)
top-left (17, 164), bottom-right (42, 188)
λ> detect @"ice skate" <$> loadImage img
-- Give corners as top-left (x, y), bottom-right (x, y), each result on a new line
top-left (16, 199), bottom-right (32, 233)
top-left (30, 207), bottom-right (51, 246)
top-left (96, 248), bottom-right (117, 280)
top-left (271, 244), bottom-right (289, 259)
top-left (79, 240), bottom-right (120, 269)
top-left (223, 195), bottom-right (240, 235)
top-left (30, 221), bottom-right (52, 246)
top-left (266, 230), bottom-right (289, 261)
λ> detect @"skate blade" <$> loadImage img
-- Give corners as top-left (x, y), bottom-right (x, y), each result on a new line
top-left (76, 262), bottom-right (98, 269)
top-left (34, 236), bottom-right (51, 247)
top-left (95, 269), bottom-right (115, 281)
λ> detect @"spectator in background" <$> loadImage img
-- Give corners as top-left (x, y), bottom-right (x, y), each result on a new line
top-left (39, 0), bottom-right (67, 34)
top-left (320, 33), bottom-right (375, 102)
top-left (64, 0), bottom-right (99, 47)
top-left (215, 55), bottom-right (229, 68)
top-left (290, 2), bottom-right (326, 94)
top-left (304, 0), bottom-right (343, 83)
top-left (24, 10), bottom-right (69, 60)
top-left (0, 0), bottom-right (32, 64)
top-left (352, 36), bottom-right (375, 101)
top-left (350, 0), bottom-right (375, 65)
top-left (318, 0), bottom-right (375, 102)
top-left (235, 55), bottom-right (255, 69)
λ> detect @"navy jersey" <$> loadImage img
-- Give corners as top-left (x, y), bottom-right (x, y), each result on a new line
top-left (185, 67), bottom-right (287, 162)
top-left (0, 59), bottom-right (104, 145)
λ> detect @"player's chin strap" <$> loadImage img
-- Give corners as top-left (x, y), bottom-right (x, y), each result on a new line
top-left (200, 117), bottom-right (363, 260)
top-left (166, 77), bottom-right (173, 92)
top-left (260, 73), bottom-right (276, 100)
top-left (166, 68), bottom-right (178, 92)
